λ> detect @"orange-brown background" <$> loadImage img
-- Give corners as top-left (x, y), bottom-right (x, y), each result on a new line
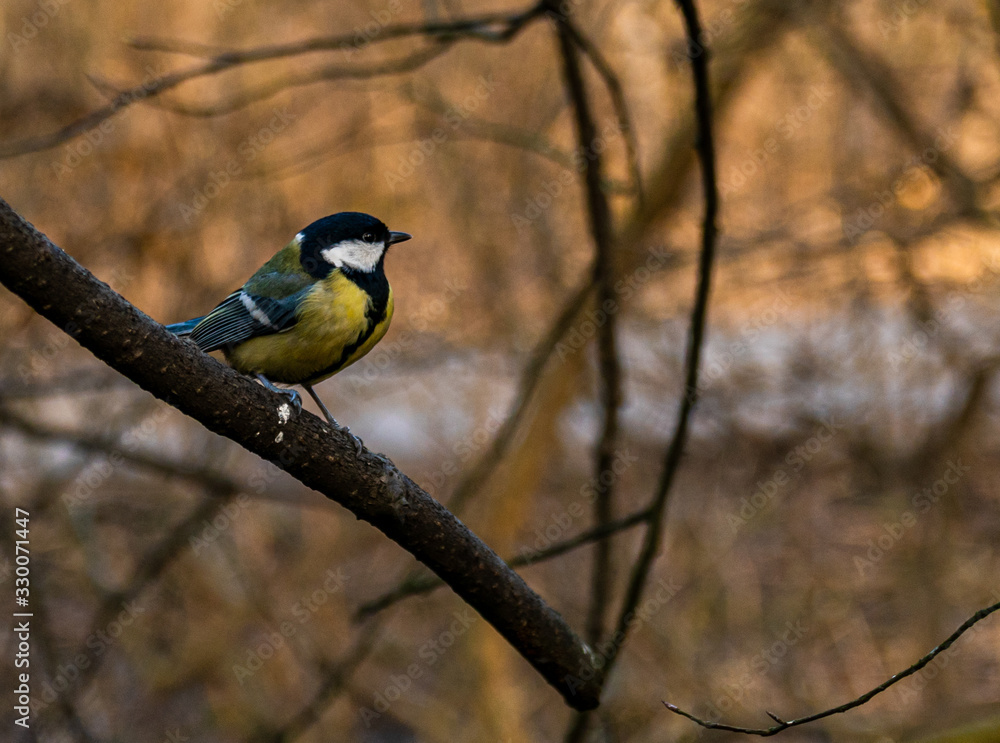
top-left (2, 0), bottom-right (1000, 741)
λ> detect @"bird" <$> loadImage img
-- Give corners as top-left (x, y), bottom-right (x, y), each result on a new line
top-left (166, 212), bottom-right (411, 446)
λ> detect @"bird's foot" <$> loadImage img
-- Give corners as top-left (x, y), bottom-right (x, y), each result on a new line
top-left (325, 416), bottom-right (364, 455)
top-left (256, 374), bottom-right (301, 420)
top-left (278, 388), bottom-right (302, 416)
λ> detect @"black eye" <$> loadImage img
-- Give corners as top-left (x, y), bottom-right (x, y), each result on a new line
top-left (362, 232), bottom-right (375, 243)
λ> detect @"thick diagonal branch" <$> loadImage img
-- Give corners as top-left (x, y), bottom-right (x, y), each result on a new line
top-left (0, 198), bottom-right (600, 711)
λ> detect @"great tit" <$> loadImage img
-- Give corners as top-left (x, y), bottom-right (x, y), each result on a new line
top-left (167, 212), bottom-right (411, 437)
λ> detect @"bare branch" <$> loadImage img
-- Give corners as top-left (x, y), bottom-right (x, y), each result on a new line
top-left (136, 45), bottom-right (453, 118)
top-left (258, 621), bottom-right (384, 743)
top-left (355, 506), bottom-right (650, 620)
top-left (0, 198), bottom-right (600, 710)
top-left (600, 0), bottom-right (719, 680)
top-left (130, 3), bottom-right (545, 59)
top-left (447, 278), bottom-right (594, 515)
top-left (0, 3), bottom-right (546, 158)
top-left (562, 19), bottom-right (644, 205)
top-left (550, 6), bottom-right (622, 655)
top-left (815, 19), bottom-right (978, 212)
top-left (357, 279), bottom-right (594, 626)
top-left (664, 600), bottom-right (1000, 736)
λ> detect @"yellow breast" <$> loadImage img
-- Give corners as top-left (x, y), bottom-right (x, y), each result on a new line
top-left (225, 273), bottom-right (393, 385)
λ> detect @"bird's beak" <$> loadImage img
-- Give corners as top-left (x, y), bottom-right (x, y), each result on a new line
top-left (388, 231), bottom-right (412, 245)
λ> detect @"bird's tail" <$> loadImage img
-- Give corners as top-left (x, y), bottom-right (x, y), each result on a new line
top-left (165, 317), bottom-right (204, 337)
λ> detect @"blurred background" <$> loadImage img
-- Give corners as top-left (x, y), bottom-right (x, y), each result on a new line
top-left (2, 0), bottom-right (1000, 741)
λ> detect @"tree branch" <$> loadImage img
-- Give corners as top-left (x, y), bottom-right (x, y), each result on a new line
top-left (0, 197), bottom-right (600, 711)
top-left (562, 19), bottom-right (644, 206)
top-left (600, 0), bottom-right (719, 680)
top-left (95, 45), bottom-right (453, 118)
top-left (551, 6), bottom-right (622, 654)
top-left (0, 3), bottom-right (546, 158)
top-left (447, 277), bottom-right (595, 515)
top-left (664, 600), bottom-right (1000, 736)
top-left (354, 506), bottom-right (650, 620)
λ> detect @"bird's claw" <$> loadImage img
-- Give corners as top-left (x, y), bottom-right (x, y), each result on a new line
top-left (348, 431), bottom-right (365, 456)
top-left (256, 374), bottom-right (301, 421)
top-left (281, 388), bottom-right (302, 413)
top-left (326, 416), bottom-right (364, 455)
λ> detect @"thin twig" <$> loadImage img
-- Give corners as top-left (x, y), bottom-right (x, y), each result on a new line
top-left (551, 7), bottom-right (621, 655)
top-left (135, 45), bottom-right (453, 117)
top-left (664, 600), bottom-right (1000, 736)
top-left (354, 506), bottom-right (650, 620)
top-left (562, 18), bottom-right (644, 206)
top-left (600, 0), bottom-right (719, 682)
top-left (0, 3), bottom-right (546, 158)
top-left (815, 20), bottom-right (978, 213)
top-left (358, 279), bottom-right (593, 623)
top-left (448, 278), bottom-right (594, 515)
top-left (259, 620), bottom-right (384, 743)
top-left (130, 3), bottom-right (545, 59)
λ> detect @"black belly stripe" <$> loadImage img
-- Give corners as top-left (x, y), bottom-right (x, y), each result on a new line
top-left (302, 275), bottom-right (389, 384)
top-left (304, 320), bottom-right (379, 382)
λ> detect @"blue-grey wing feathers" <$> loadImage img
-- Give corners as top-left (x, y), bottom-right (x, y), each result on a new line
top-left (167, 288), bottom-right (306, 352)
top-left (165, 317), bottom-right (203, 337)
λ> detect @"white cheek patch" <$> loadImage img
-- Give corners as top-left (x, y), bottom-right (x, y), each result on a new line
top-left (321, 239), bottom-right (384, 272)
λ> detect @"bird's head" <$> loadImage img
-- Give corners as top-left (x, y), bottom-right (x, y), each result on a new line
top-left (297, 212), bottom-right (411, 277)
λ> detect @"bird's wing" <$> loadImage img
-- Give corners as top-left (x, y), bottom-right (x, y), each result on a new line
top-left (188, 284), bottom-right (310, 352)
top-left (186, 239), bottom-right (317, 352)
